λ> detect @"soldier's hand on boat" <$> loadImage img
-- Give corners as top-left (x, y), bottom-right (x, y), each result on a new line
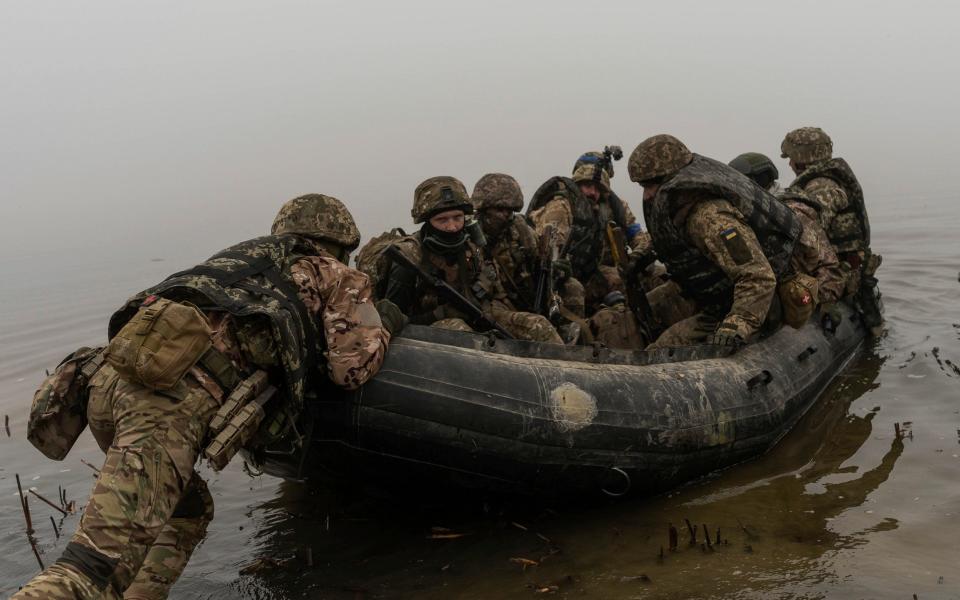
top-left (709, 324), bottom-right (745, 349)
top-left (375, 299), bottom-right (408, 336)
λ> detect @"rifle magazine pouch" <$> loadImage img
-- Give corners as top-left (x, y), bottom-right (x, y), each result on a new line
top-left (106, 297), bottom-right (213, 390)
top-left (778, 273), bottom-right (819, 329)
top-left (28, 347), bottom-right (105, 460)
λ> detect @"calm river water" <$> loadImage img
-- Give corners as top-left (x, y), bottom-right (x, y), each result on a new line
top-left (1, 192), bottom-right (957, 599)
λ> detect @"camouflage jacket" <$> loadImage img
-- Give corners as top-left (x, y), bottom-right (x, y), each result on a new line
top-left (381, 231), bottom-right (509, 325)
top-left (682, 200), bottom-right (777, 339)
top-left (109, 235), bottom-right (390, 409)
top-left (527, 177), bottom-right (642, 280)
top-left (788, 158), bottom-right (869, 254)
top-left (485, 214), bottom-right (539, 312)
top-left (647, 155), bottom-right (799, 325)
top-left (780, 192), bottom-right (846, 305)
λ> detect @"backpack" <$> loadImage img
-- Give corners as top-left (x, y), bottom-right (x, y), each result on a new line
top-left (354, 228), bottom-right (408, 294)
top-left (28, 347), bottom-right (106, 460)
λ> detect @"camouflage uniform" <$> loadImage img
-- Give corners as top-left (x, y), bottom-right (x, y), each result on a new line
top-left (728, 153), bottom-right (845, 306)
top-left (628, 136), bottom-right (801, 349)
top-left (527, 151), bottom-right (649, 314)
top-left (15, 195), bottom-right (390, 600)
top-left (647, 199), bottom-right (777, 347)
top-left (382, 176), bottom-right (562, 344)
top-left (588, 297), bottom-right (647, 350)
top-left (473, 174), bottom-right (540, 312)
top-left (781, 127), bottom-right (872, 296)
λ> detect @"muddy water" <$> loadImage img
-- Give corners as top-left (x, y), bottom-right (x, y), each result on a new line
top-left (1, 193), bottom-right (958, 599)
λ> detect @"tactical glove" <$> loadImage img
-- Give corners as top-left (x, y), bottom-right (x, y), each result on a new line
top-left (375, 299), bottom-right (409, 336)
top-left (709, 323), bottom-right (745, 349)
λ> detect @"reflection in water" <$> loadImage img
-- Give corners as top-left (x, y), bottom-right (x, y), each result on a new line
top-left (231, 349), bottom-right (906, 599)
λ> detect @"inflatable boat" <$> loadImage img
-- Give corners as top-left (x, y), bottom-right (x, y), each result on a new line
top-left (257, 305), bottom-right (867, 498)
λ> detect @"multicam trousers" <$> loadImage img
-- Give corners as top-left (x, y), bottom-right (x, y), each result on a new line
top-left (14, 365), bottom-right (218, 599)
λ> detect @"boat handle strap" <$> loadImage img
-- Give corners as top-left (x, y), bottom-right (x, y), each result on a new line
top-left (746, 370), bottom-right (773, 390)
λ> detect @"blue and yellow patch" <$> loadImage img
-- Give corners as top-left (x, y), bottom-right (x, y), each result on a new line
top-left (720, 226), bottom-right (752, 265)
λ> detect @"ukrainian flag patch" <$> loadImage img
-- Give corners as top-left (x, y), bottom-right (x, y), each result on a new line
top-left (720, 226), bottom-right (752, 265)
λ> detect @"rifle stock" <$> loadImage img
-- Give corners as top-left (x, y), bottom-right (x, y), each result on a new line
top-left (533, 224), bottom-right (561, 321)
top-left (384, 244), bottom-right (515, 339)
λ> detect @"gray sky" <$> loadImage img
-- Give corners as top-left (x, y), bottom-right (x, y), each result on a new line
top-left (2, 0), bottom-right (957, 262)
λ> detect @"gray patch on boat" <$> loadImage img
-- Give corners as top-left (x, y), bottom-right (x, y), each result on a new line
top-left (549, 383), bottom-right (598, 432)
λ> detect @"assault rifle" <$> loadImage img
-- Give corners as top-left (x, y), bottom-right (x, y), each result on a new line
top-left (384, 244), bottom-right (515, 339)
top-left (605, 221), bottom-right (654, 341)
top-left (533, 224), bottom-right (562, 322)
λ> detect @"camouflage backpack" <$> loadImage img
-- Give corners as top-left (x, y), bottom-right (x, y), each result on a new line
top-left (355, 228), bottom-right (410, 294)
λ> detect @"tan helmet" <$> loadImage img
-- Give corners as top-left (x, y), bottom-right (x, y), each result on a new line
top-left (472, 173), bottom-right (523, 212)
top-left (780, 127), bottom-right (833, 164)
top-left (571, 151), bottom-right (611, 190)
top-left (411, 176), bottom-right (473, 224)
top-left (628, 134), bottom-right (694, 184)
top-left (271, 193), bottom-right (360, 249)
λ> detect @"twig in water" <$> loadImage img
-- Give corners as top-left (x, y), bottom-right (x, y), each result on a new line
top-left (16, 474), bottom-right (34, 534)
top-left (30, 489), bottom-right (69, 516)
top-left (703, 524), bottom-right (712, 549)
top-left (684, 518), bottom-right (697, 545)
top-left (50, 516), bottom-right (60, 539)
top-left (668, 523), bottom-right (678, 551)
top-left (4, 414), bottom-right (9, 437)
top-left (80, 459), bottom-right (101, 476)
top-left (28, 526), bottom-right (44, 570)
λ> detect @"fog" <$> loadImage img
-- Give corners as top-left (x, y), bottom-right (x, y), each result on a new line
top-left (2, 0), bottom-right (957, 264)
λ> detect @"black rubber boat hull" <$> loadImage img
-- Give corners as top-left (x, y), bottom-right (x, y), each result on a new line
top-left (257, 305), bottom-right (866, 497)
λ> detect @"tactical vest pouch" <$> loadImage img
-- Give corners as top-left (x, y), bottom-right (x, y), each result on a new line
top-left (106, 297), bottom-right (213, 390)
top-left (28, 347), bottom-right (105, 460)
top-left (778, 273), bottom-right (819, 329)
top-left (204, 383), bottom-right (277, 471)
top-left (589, 304), bottom-right (646, 350)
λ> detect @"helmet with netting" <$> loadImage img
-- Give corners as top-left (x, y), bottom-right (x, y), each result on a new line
top-left (411, 176), bottom-right (473, 224)
top-left (780, 127), bottom-right (833, 164)
top-left (627, 134), bottom-right (693, 184)
top-left (271, 193), bottom-right (360, 249)
top-left (472, 173), bottom-right (523, 211)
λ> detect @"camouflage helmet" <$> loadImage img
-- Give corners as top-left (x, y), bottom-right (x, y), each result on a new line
top-left (571, 151), bottom-right (611, 191)
top-left (472, 173), bottom-right (523, 212)
top-left (729, 152), bottom-right (779, 190)
top-left (411, 176), bottom-right (473, 224)
top-left (780, 127), bottom-right (833, 164)
top-left (271, 193), bottom-right (360, 249)
top-left (628, 134), bottom-right (694, 184)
